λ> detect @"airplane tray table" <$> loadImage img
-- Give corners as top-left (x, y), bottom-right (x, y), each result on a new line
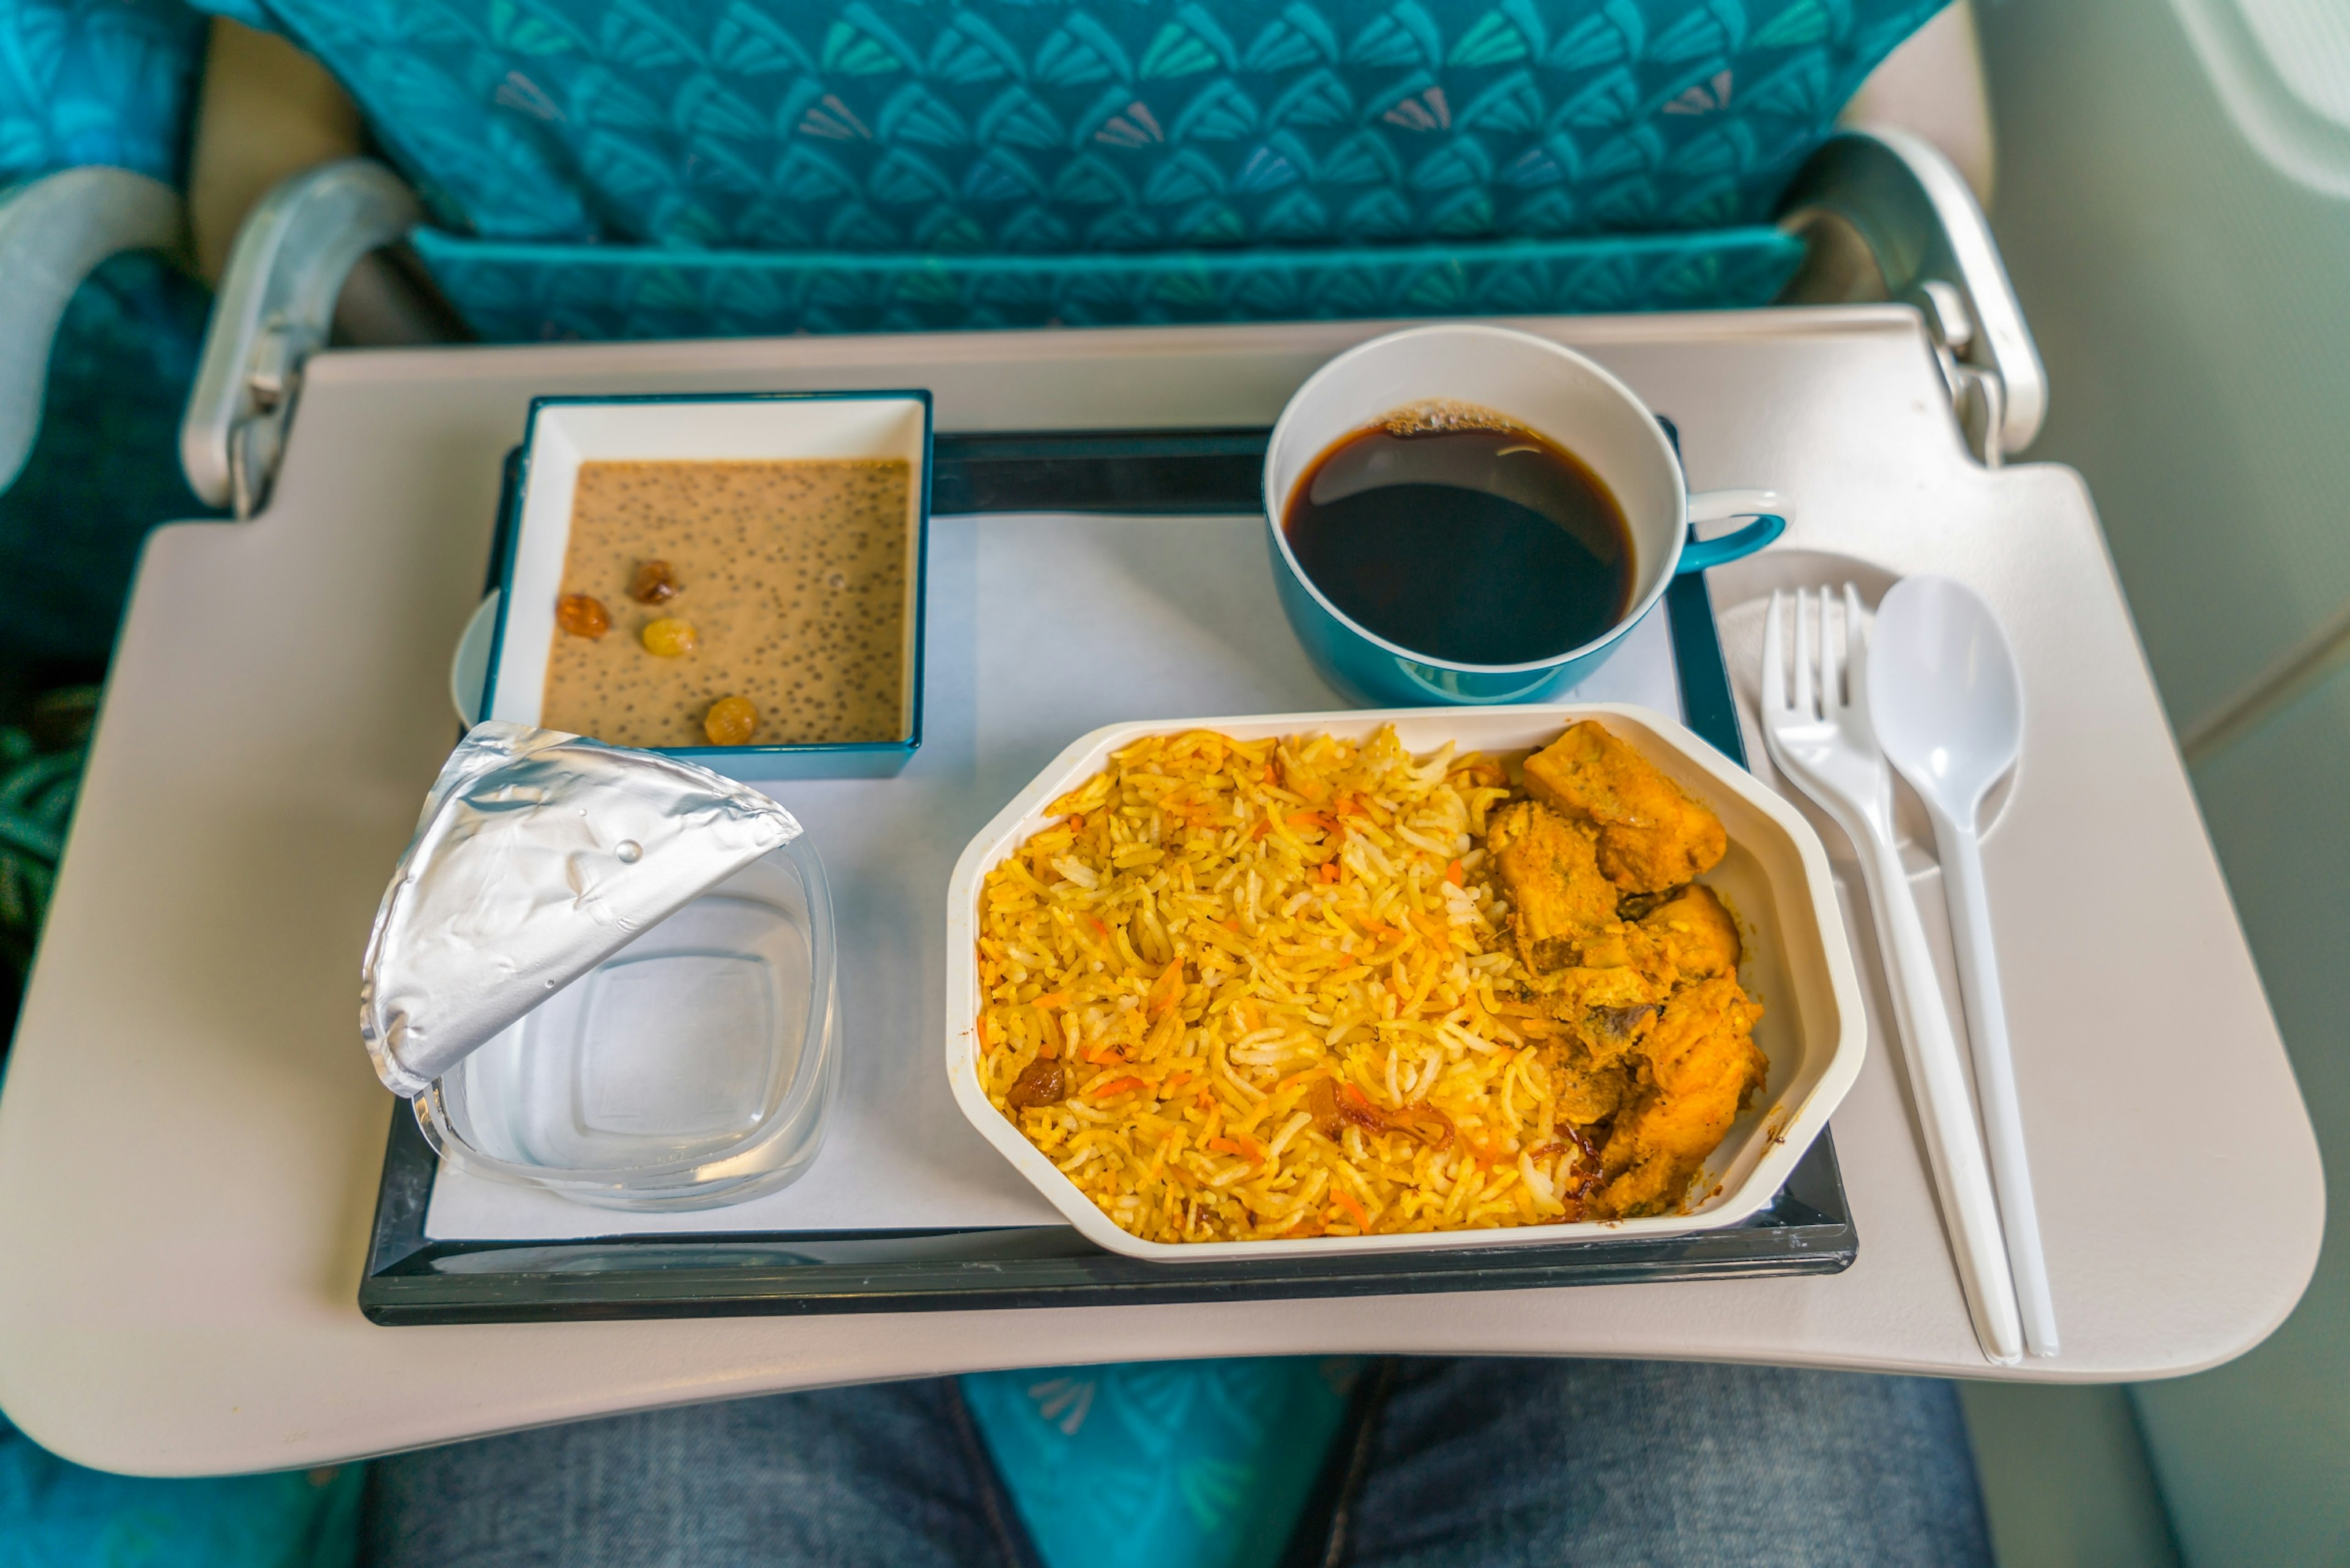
top-left (0, 310), bottom-right (2320, 1477)
top-left (360, 431), bottom-right (1855, 1323)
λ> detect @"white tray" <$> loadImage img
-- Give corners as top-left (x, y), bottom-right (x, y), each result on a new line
top-left (422, 509), bottom-right (1687, 1242)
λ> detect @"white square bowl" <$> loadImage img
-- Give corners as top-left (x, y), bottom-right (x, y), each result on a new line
top-left (483, 391), bottom-right (931, 779)
top-left (944, 703), bottom-right (1867, 1263)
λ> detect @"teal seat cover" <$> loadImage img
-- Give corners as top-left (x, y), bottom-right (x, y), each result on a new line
top-left (202, 0), bottom-right (1945, 337)
top-left (0, 0), bottom-right (207, 183)
top-left (408, 222), bottom-right (1802, 337)
top-left (0, 252), bottom-right (217, 662)
top-left (963, 1358), bottom-right (1360, 1568)
top-left (0, 1414), bottom-right (362, 1568)
top-left (0, 0), bottom-right (218, 661)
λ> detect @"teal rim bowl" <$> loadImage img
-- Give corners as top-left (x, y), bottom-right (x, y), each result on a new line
top-left (1261, 324), bottom-right (1785, 707)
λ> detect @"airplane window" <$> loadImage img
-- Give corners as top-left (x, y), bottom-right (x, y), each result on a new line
top-left (2174, 0), bottom-right (2350, 193)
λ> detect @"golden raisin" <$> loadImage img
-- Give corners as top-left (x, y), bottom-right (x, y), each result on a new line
top-left (629, 559), bottom-right (679, 604)
top-left (703, 695), bottom-right (758, 746)
top-left (556, 593), bottom-right (610, 638)
top-left (640, 618), bottom-right (698, 657)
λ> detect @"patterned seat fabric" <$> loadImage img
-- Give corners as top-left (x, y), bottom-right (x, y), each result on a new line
top-left (961, 1357), bottom-right (1360, 1568)
top-left (0, 0), bottom-right (218, 668)
top-left (202, 0), bottom-right (1945, 337)
top-left (0, 0), bottom-right (207, 182)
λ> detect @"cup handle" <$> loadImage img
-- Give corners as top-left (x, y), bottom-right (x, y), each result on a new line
top-left (1679, 488), bottom-right (1789, 573)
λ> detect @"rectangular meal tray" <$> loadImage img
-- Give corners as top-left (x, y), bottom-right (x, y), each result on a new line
top-left (359, 424), bottom-right (1854, 1324)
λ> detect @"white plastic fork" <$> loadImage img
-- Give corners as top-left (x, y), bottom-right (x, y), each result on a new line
top-left (1761, 584), bottom-right (2024, 1366)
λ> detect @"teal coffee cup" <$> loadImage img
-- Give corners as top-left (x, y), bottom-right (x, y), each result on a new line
top-left (1263, 323), bottom-right (1786, 707)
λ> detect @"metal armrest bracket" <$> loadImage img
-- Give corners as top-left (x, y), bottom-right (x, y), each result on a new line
top-left (181, 159), bottom-right (420, 517)
top-left (0, 168), bottom-right (182, 492)
top-left (1777, 127), bottom-right (2047, 466)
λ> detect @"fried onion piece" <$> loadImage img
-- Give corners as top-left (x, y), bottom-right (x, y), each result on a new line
top-left (1307, 1078), bottom-right (1456, 1151)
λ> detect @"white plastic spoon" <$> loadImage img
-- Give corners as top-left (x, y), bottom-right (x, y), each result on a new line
top-left (1868, 576), bottom-right (2057, 1357)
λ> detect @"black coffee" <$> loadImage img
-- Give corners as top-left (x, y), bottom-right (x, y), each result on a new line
top-left (1284, 413), bottom-right (1633, 666)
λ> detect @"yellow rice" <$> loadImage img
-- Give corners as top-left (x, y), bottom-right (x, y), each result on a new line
top-left (974, 725), bottom-right (1590, 1244)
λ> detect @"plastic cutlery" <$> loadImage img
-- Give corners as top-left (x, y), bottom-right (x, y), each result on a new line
top-left (1868, 575), bottom-right (2056, 1358)
top-left (1760, 584), bottom-right (2023, 1365)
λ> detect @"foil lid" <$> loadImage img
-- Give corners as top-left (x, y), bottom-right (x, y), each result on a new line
top-left (359, 721), bottom-right (803, 1097)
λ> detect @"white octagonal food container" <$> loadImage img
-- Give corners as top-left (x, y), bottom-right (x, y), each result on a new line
top-left (945, 703), bottom-right (1866, 1263)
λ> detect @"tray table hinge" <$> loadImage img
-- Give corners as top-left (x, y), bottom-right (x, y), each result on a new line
top-left (225, 317), bottom-right (311, 520)
top-left (1912, 278), bottom-right (2009, 469)
top-left (182, 159), bottom-right (420, 519)
top-left (1776, 127), bottom-right (2046, 468)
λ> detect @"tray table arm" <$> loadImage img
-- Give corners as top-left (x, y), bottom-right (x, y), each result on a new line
top-left (180, 157), bottom-right (420, 518)
top-left (1777, 127), bottom-right (2048, 466)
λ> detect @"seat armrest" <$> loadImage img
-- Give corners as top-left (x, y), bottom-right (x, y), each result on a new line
top-left (0, 168), bottom-right (183, 491)
top-left (1776, 127), bottom-right (2046, 464)
top-left (180, 157), bottom-right (419, 515)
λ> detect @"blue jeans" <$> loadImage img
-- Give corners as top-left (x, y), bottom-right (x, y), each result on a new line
top-left (362, 1359), bottom-right (1991, 1567)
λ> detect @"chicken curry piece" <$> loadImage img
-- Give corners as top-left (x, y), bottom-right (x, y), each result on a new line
top-left (1523, 719), bottom-right (1728, 893)
top-left (1490, 722), bottom-right (1767, 1219)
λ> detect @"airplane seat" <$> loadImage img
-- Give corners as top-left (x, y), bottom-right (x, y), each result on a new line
top-left (150, 2), bottom-right (1986, 1563)
top-left (190, 0), bottom-right (1952, 343)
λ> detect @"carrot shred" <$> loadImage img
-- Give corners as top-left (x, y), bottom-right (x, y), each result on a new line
top-left (1332, 1190), bottom-right (1370, 1230)
top-left (1144, 959), bottom-right (1185, 1018)
top-left (1088, 1075), bottom-right (1146, 1099)
top-left (1445, 859), bottom-right (1464, 886)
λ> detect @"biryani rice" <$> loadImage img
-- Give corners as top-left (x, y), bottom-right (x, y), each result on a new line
top-left (974, 724), bottom-right (1593, 1244)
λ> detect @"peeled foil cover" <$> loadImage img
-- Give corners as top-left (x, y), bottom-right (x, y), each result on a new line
top-left (359, 721), bottom-right (802, 1097)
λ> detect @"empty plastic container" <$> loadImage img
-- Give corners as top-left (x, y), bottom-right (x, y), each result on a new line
top-left (363, 723), bottom-right (840, 1211)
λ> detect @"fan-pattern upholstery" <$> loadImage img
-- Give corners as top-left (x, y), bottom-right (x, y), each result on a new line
top-left (0, 0), bottom-right (206, 181)
top-left (201, 0), bottom-right (1944, 337)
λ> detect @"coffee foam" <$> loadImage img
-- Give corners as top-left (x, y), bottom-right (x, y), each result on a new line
top-left (1377, 399), bottom-right (1529, 439)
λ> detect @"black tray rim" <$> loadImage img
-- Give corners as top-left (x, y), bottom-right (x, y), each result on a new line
top-left (359, 423), bottom-right (1854, 1326)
